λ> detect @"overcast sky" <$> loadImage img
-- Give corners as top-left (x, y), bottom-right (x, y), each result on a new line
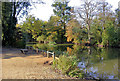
top-left (18, 0), bottom-right (120, 24)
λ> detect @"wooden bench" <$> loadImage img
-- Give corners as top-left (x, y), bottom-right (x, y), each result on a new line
top-left (20, 49), bottom-right (28, 54)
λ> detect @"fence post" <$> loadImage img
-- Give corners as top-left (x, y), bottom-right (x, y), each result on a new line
top-left (53, 52), bottom-right (55, 60)
top-left (42, 50), bottom-right (44, 54)
top-left (47, 51), bottom-right (49, 58)
top-left (36, 48), bottom-right (38, 54)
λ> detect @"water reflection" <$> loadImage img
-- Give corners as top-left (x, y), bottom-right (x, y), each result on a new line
top-left (27, 43), bottom-right (119, 79)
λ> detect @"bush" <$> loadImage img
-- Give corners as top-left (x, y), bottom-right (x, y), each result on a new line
top-left (53, 54), bottom-right (85, 78)
top-left (68, 69), bottom-right (84, 78)
top-left (15, 40), bottom-right (25, 48)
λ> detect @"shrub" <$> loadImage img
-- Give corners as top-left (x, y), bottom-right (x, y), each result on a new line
top-left (53, 54), bottom-right (85, 78)
top-left (68, 68), bottom-right (84, 78)
top-left (15, 40), bottom-right (25, 48)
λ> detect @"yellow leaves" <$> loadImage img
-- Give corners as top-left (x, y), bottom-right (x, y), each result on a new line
top-left (66, 19), bottom-right (80, 43)
top-left (16, 24), bottom-right (20, 27)
top-left (53, 31), bottom-right (56, 34)
top-left (31, 30), bottom-right (34, 32)
top-left (67, 37), bottom-right (72, 42)
top-left (44, 21), bottom-right (48, 25)
top-left (67, 47), bottom-right (73, 55)
top-left (66, 26), bottom-right (73, 42)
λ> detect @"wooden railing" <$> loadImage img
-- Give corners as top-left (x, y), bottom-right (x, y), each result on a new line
top-left (22, 46), bottom-right (58, 60)
top-left (47, 51), bottom-right (55, 60)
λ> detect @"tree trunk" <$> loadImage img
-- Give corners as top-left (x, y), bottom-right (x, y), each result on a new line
top-left (88, 24), bottom-right (91, 44)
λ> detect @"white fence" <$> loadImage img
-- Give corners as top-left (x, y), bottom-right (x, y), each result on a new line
top-left (47, 51), bottom-right (55, 60)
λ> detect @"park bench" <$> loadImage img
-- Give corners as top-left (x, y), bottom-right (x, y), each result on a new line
top-left (20, 49), bottom-right (28, 54)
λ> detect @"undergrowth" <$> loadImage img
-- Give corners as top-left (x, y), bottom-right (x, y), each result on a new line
top-left (52, 54), bottom-right (85, 78)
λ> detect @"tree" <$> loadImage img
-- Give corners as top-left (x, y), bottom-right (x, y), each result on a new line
top-left (37, 35), bottom-right (46, 43)
top-left (96, 0), bottom-right (113, 30)
top-left (76, 0), bottom-right (98, 44)
top-left (2, 2), bottom-right (31, 46)
top-left (2, 1), bottom-right (44, 47)
top-left (66, 18), bottom-right (80, 43)
top-left (115, 8), bottom-right (120, 46)
top-left (96, 0), bottom-right (117, 46)
top-left (46, 16), bottom-right (63, 43)
top-left (20, 15), bottom-right (47, 42)
top-left (52, 1), bottom-right (72, 43)
top-left (102, 21), bottom-right (116, 46)
top-left (115, 8), bottom-right (120, 27)
top-left (91, 18), bottom-right (103, 45)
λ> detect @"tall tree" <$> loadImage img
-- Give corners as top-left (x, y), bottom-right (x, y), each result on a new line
top-left (46, 16), bottom-right (63, 43)
top-left (52, 1), bottom-right (72, 43)
top-left (20, 15), bottom-right (46, 42)
top-left (2, 2), bottom-right (31, 46)
top-left (97, 0), bottom-right (113, 30)
top-left (2, 1), bottom-right (44, 46)
top-left (76, 0), bottom-right (97, 44)
top-left (97, 0), bottom-right (116, 46)
top-left (115, 8), bottom-right (120, 26)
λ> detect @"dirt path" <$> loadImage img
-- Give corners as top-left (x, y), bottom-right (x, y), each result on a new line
top-left (2, 48), bottom-right (70, 79)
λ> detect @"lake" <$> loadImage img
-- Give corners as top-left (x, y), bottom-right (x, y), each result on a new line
top-left (27, 43), bottom-right (120, 79)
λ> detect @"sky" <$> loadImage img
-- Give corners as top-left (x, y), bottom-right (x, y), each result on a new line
top-left (18, 0), bottom-right (120, 24)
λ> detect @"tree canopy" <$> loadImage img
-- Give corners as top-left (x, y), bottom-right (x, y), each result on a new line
top-left (2, 0), bottom-right (120, 48)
